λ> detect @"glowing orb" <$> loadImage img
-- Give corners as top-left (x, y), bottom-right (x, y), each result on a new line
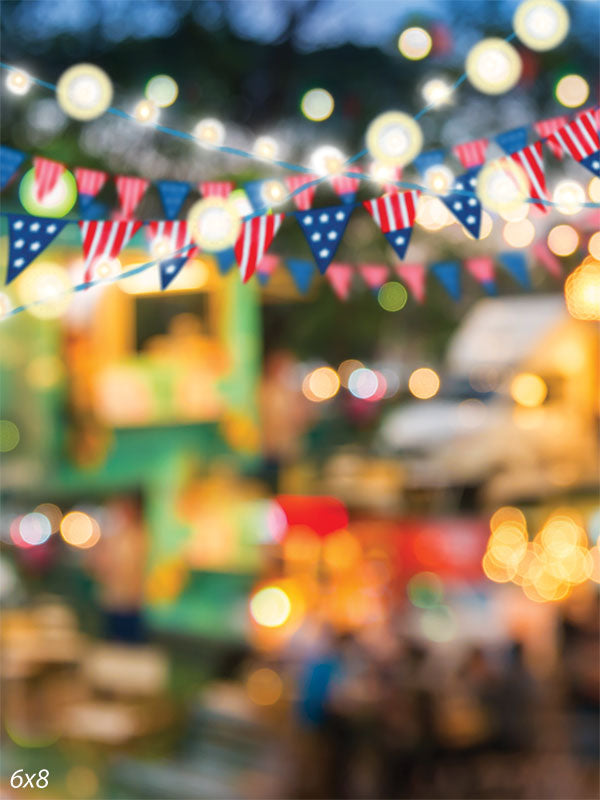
top-left (187, 197), bottom-right (241, 252)
top-left (422, 78), bottom-right (453, 107)
top-left (416, 195), bottom-right (452, 229)
top-left (19, 513), bottom-right (52, 546)
top-left (303, 366), bottom-right (340, 402)
top-left (499, 202), bottom-right (529, 222)
top-left (94, 257), bottom-right (121, 279)
top-left (502, 218), bottom-right (535, 248)
top-left (408, 367), bottom-right (440, 399)
top-left (250, 586), bottom-right (291, 628)
top-left (555, 74), bottom-right (589, 107)
top-left (552, 179), bottom-right (585, 215)
top-left (260, 180), bottom-right (287, 206)
top-left (465, 38), bottom-right (522, 94)
top-left (133, 99), bottom-right (159, 124)
top-left (398, 27), bottom-right (432, 60)
top-left (547, 224), bottom-right (578, 256)
top-left (310, 145), bottom-right (346, 176)
top-left (366, 111), bottom-right (423, 167)
top-left (589, 232), bottom-right (600, 260)
top-left (145, 74), bottom-right (178, 107)
top-left (513, 0), bottom-right (569, 50)
top-left (34, 503), bottom-right (62, 533)
top-left (378, 281), bottom-right (408, 311)
top-left (510, 372), bottom-right (547, 407)
top-left (17, 262), bottom-right (72, 319)
top-left (476, 159), bottom-right (528, 214)
top-left (301, 88), bottom-right (334, 121)
top-left (246, 668), bottom-right (283, 706)
top-left (19, 167), bottom-right (77, 217)
top-left (348, 368), bottom-right (379, 399)
top-left (60, 510), bottom-right (101, 549)
top-left (565, 256), bottom-right (600, 321)
top-left (193, 117), bottom-right (225, 146)
top-left (6, 69), bottom-right (32, 95)
top-left (425, 165), bottom-right (454, 194)
top-left (253, 136), bottom-right (279, 160)
top-left (588, 177), bottom-right (600, 203)
top-left (56, 63), bottom-right (113, 120)
top-left (0, 420), bottom-right (20, 452)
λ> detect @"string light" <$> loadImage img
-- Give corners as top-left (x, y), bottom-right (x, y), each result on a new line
top-left (310, 145), bottom-right (346, 176)
top-left (133, 99), bottom-right (159, 125)
top-left (56, 63), bottom-right (113, 120)
top-left (6, 68), bottom-right (32, 95)
top-left (425, 165), bottom-right (454, 194)
top-left (408, 367), bottom-right (440, 399)
top-left (260, 179), bottom-right (287, 206)
top-left (555, 74), bottom-right (589, 107)
top-left (94, 257), bottom-right (121, 279)
top-left (476, 160), bottom-right (528, 213)
top-left (398, 27), bottom-right (432, 60)
top-left (17, 263), bottom-right (72, 319)
top-left (253, 136), bottom-right (279, 160)
top-left (365, 111), bottom-right (423, 167)
top-left (19, 168), bottom-right (77, 218)
top-left (301, 88), bottom-right (334, 121)
top-left (553, 179), bottom-right (585, 215)
top-left (193, 117), bottom-right (225, 146)
top-left (145, 74), bottom-right (178, 107)
top-left (513, 0), bottom-right (569, 51)
top-left (422, 78), bottom-right (453, 107)
top-left (187, 197), bottom-right (241, 251)
top-left (465, 38), bottom-right (522, 94)
top-left (547, 224), bottom-right (579, 256)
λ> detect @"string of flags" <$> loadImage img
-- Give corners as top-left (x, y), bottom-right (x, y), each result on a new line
top-left (1, 107), bottom-right (598, 225)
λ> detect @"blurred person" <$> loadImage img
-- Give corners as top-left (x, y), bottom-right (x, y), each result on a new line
top-left (493, 640), bottom-right (538, 753)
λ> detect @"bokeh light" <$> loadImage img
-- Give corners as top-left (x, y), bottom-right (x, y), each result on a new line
top-left (145, 74), bottom-right (178, 107)
top-left (378, 281), bottom-right (408, 311)
top-left (60, 511), bottom-right (101, 549)
top-left (303, 366), bottom-right (340, 402)
top-left (513, 0), bottom-right (569, 51)
top-left (301, 88), bottom-right (334, 121)
top-left (260, 179), bottom-right (287, 206)
top-left (322, 530), bottom-right (362, 571)
top-left (564, 256), bottom-right (600, 320)
top-left (348, 368), bottom-right (379, 399)
top-left (193, 117), bottom-right (225, 146)
top-left (398, 27), bottom-right (432, 60)
top-left (490, 506), bottom-right (527, 534)
top-left (17, 263), bottom-right (72, 319)
top-left (476, 160), bottom-right (528, 214)
top-left (65, 766), bottom-right (99, 799)
top-left (553, 179), bottom-right (585, 215)
top-left (19, 512), bottom-right (52, 546)
top-left (310, 145), bottom-right (346, 176)
top-left (588, 232), bottom-right (600, 260)
top-left (187, 197), bottom-right (241, 251)
top-left (56, 63), bottom-right (113, 120)
top-left (6, 69), bottom-right (32, 96)
top-left (425, 165), bottom-right (454, 194)
top-left (365, 111), bottom-right (423, 167)
top-left (0, 420), bottom-right (20, 452)
top-left (34, 503), bottom-right (62, 533)
top-left (464, 210), bottom-right (493, 240)
top-left (337, 359), bottom-right (364, 387)
top-left (246, 668), bottom-right (283, 706)
top-left (422, 78), bottom-right (453, 107)
top-left (465, 38), bottom-right (522, 94)
top-left (503, 218), bottom-right (535, 248)
top-left (408, 367), bottom-right (440, 399)
top-left (547, 224), bottom-right (579, 256)
top-left (19, 168), bottom-right (77, 217)
top-left (133, 99), bottom-right (159, 124)
top-left (588, 177), bottom-right (600, 203)
top-left (510, 372), bottom-right (547, 407)
top-left (250, 586), bottom-right (292, 628)
top-left (555, 74), bottom-right (589, 107)
top-left (407, 572), bottom-right (444, 608)
top-left (420, 606), bottom-right (456, 642)
top-left (253, 136), bottom-right (279, 160)
top-left (26, 355), bottom-right (65, 390)
top-left (416, 195), bottom-right (453, 230)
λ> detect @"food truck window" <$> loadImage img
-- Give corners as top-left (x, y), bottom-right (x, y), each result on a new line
top-left (135, 294), bottom-right (211, 352)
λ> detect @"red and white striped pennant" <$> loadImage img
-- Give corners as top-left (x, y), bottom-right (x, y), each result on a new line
top-left (147, 220), bottom-right (197, 260)
top-left (533, 116), bottom-right (568, 160)
top-left (199, 181), bottom-right (235, 198)
top-left (115, 176), bottom-right (149, 219)
top-left (75, 167), bottom-right (108, 197)
top-left (452, 138), bottom-right (489, 169)
top-left (284, 174), bottom-right (317, 211)
top-left (547, 109), bottom-right (599, 162)
top-left (234, 213), bottom-right (284, 283)
top-left (79, 220), bottom-right (142, 281)
top-left (363, 190), bottom-right (420, 233)
top-left (510, 142), bottom-right (549, 214)
top-left (33, 156), bottom-right (65, 202)
top-left (330, 167), bottom-right (362, 201)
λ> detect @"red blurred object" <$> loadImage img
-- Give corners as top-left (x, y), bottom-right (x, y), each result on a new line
top-left (518, 48), bottom-right (539, 85)
top-left (276, 495), bottom-right (349, 538)
top-left (431, 23), bottom-right (453, 56)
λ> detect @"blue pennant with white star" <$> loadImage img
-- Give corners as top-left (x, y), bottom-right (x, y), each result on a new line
top-left (442, 168), bottom-right (482, 239)
top-left (6, 214), bottom-right (68, 284)
top-left (581, 151), bottom-right (600, 177)
top-left (156, 180), bottom-right (191, 220)
top-left (0, 146), bottom-right (26, 190)
top-left (383, 228), bottom-right (414, 260)
top-left (159, 256), bottom-right (188, 290)
top-left (295, 205), bottom-right (354, 275)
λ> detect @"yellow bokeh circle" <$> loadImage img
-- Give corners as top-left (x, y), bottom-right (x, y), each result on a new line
top-left (365, 111), bottom-right (423, 167)
top-left (466, 38), bottom-right (522, 95)
top-left (187, 197), bottom-right (241, 252)
top-left (476, 159), bottom-right (529, 214)
top-left (56, 63), bottom-right (113, 120)
top-left (513, 0), bottom-right (569, 51)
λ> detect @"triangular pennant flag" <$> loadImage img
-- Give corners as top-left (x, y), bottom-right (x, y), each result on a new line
top-left (147, 221), bottom-right (196, 289)
top-left (256, 254), bottom-right (279, 286)
top-left (75, 167), bottom-right (108, 199)
top-left (295, 206), bottom-right (354, 275)
top-left (287, 259), bottom-right (315, 294)
top-left (33, 156), bottom-right (65, 202)
top-left (465, 257), bottom-right (496, 295)
top-left (453, 138), bottom-right (489, 169)
top-left (214, 248), bottom-right (236, 275)
top-left (413, 149), bottom-right (445, 177)
top-left (285, 174), bottom-right (317, 211)
top-left (534, 115), bottom-right (568, 160)
top-left (495, 127), bottom-right (528, 155)
top-left (115, 176), bottom-right (149, 219)
top-left (199, 181), bottom-right (235, 198)
top-left (394, 263), bottom-right (426, 304)
top-left (363, 191), bottom-right (420, 260)
top-left (331, 168), bottom-right (362, 204)
top-left (79, 220), bottom-right (142, 281)
top-left (244, 180), bottom-right (266, 213)
top-left (498, 251), bottom-right (530, 288)
top-left (78, 195), bottom-right (108, 220)
top-left (5, 214), bottom-right (67, 284)
top-left (0, 146), bottom-right (26, 189)
top-left (156, 180), bottom-right (191, 220)
top-left (547, 109), bottom-right (600, 177)
top-left (359, 264), bottom-right (389, 293)
top-left (532, 242), bottom-right (562, 278)
top-left (441, 168), bottom-right (482, 238)
top-left (510, 142), bottom-right (549, 213)
top-left (234, 213), bottom-right (284, 283)
top-left (325, 263), bottom-right (354, 301)
top-left (431, 261), bottom-right (461, 301)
